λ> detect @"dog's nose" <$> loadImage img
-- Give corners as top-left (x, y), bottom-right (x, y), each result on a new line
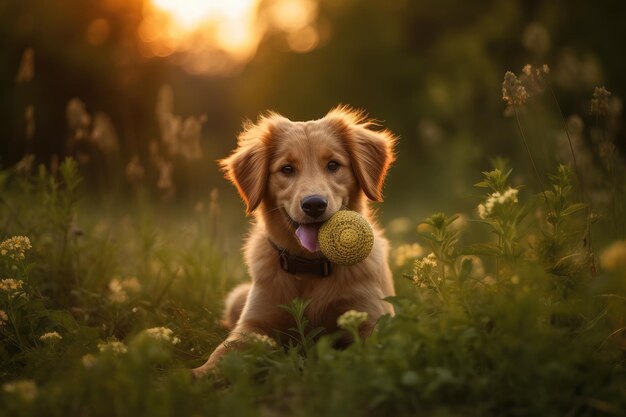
top-left (301, 195), bottom-right (328, 218)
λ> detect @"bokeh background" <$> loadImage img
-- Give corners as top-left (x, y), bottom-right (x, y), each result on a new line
top-left (1, 3), bottom-right (626, 413)
top-left (1, 0), bottom-right (625, 224)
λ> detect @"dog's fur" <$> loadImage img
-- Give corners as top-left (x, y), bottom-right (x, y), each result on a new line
top-left (193, 106), bottom-right (397, 377)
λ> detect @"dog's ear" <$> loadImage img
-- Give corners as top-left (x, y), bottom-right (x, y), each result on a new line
top-left (219, 114), bottom-right (284, 214)
top-left (326, 106), bottom-right (397, 202)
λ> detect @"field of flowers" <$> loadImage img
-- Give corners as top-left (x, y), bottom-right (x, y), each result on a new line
top-left (1, 68), bottom-right (625, 415)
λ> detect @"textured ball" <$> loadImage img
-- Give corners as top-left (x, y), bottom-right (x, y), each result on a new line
top-left (319, 210), bottom-right (374, 266)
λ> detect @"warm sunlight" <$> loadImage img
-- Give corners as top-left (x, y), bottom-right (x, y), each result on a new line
top-left (139, 0), bottom-right (319, 75)
top-left (151, 0), bottom-right (255, 27)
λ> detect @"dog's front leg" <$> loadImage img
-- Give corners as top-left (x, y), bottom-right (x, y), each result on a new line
top-left (193, 285), bottom-right (291, 378)
top-left (191, 339), bottom-right (239, 377)
top-left (192, 321), bottom-right (269, 378)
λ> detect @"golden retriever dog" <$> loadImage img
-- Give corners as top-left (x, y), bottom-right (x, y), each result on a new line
top-left (193, 106), bottom-right (397, 377)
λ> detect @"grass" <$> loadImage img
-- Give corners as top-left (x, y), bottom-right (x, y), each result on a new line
top-left (1, 69), bottom-right (625, 416)
top-left (0, 156), bottom-right (624, 417)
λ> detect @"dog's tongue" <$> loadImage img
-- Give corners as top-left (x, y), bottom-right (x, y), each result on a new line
top-left (295, 224), bottom-right (320, 252)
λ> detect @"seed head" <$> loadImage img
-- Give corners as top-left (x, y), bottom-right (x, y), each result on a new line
top-left (502, 71), bottom-right (528, 106)
top-left (591, 86), bottom-right (611, 116)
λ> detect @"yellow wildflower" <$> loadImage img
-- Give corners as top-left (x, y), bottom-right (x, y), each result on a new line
top-left (0, 236), bottom-right (32, 261)
top-left (387, 217), bottom-right (412, 234)
top-left (0, 310), bottom-right (8, 326)
top-left (600, 240), bottom-right (626, 272)
top-left (0, 278), bottom-right (24, 293)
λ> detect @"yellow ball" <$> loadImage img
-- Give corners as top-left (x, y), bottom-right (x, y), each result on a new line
top-left (319, 210), bottom-right (374, 266)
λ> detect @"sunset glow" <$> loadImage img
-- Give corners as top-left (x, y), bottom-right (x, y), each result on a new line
top-left (139, 0), bottom-right (319, 75)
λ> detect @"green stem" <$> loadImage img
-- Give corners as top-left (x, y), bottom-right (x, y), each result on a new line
top-left (513, 105), bottom-right (558, 224)
top-left (8, 299), bottom-right (25, 348)
top-left (496, 235), bottom-right (501, 284)
top-left (543, 75), bottom-right (596, 275)
top-left (542, 76), bottom-right (584, 203)
top-left (513, 106), bottom-right (549, 200)
top-left (427, 273), bottom-right (444, 301)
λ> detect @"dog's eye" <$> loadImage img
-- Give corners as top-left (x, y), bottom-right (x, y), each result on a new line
top-left (327, 161), bottom-right (340, 172)
top-left (280, 165), bottom-right (295, 175)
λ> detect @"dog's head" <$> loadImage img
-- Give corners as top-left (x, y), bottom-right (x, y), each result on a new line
top-left (220, 106), bottom-right (396, 252)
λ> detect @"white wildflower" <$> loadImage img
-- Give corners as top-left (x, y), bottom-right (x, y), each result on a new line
top-left (478, 188), bottom-right (519, 219)
top-left (412, 253), bottom-right (439, 287)
top-left (108, 278), bottom-right (127, 303)
top-left (81, 354), bottom-right (98, 369)
top-left (337, 310), bottom-right (368, 330)
top-left (108, 276), bottom-right (141, 304)
top-left (39, 331), bottom-right (62, 343)
top-left (3, 379), bottom-right (38, 402)
top-left (244, 332), bottom-right (278, 349)
top-left (98, 340), bottom-right (127, 354)
top-left (394, 243), bottom-right (424, 266)
top-left (143, 326), bottom-right (180, 345)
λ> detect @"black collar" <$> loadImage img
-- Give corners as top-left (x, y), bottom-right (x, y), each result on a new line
top-left (267, 238), bottom-right (332, 277)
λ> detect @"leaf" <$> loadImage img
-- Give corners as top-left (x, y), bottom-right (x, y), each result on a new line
top-left (305, 327), bottom-right (325, 342)
top-left (514, 202), bottom-right (533, 225)
top-left (458, 257), bottom-right (474, 281)
top-left (445, 215), bottom-right (460, 227)
top-left (417, 231), bottom-right (441, 245)
top-left (561, 203), bottom-right (587, 217)
top-left (382, 296), bottom-right (414, 315)
top-left (462, 243), bottom-right (502, 257)
top-left (47, 309), bottom-right (80, 332)
top-left (59, 157), bottom-right (82, 192)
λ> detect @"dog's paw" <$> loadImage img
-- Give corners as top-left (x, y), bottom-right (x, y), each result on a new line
top-left (191, 365), bottom-right (210, 379)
